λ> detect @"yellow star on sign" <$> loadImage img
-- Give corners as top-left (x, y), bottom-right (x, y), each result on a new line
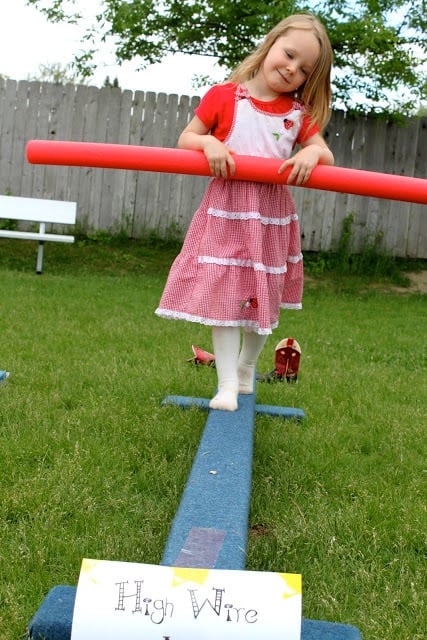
top-left (80, 558), bottom-right (101, 584)
top-left (277, 572), bottom-right (302, 598)
top-left (171, 567), bottom-right (210, 587)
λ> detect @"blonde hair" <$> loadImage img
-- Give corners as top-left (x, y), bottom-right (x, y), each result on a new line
top-left (228, 14), bottom-right (333, 130)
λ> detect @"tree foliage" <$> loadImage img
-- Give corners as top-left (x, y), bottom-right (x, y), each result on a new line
top-left (28, 0), bottom-right (426, 116)
top-left (28, 62), bottom-right (88, 84)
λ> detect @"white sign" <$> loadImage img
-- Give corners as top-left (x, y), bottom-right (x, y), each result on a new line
top-left (70, 559), bottom-right (302, 640)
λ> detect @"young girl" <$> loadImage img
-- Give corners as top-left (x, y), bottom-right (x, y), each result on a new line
top-left (156, 14), bottom-right (334, 411)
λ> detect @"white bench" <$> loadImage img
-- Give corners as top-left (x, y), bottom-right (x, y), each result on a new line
top-left (0, 195), bottom-right (77, 274)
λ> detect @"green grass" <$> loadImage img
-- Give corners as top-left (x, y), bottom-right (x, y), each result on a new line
top-left (0, 239), bottom-right (426, 640)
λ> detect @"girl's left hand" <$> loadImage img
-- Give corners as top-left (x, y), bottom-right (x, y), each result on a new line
top-left (278, 145), bottom-right (322, 185)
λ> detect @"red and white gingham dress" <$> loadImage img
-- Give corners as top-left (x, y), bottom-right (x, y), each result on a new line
top-left (155, 84), bottom-right (317, 335)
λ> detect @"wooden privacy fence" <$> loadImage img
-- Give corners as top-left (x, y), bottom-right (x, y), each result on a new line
top-left (0, 78), bottom-right (426, 257)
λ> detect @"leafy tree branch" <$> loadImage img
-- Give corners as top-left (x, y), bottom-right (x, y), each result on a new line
top-left (27, 0), bottom-right (427, 116)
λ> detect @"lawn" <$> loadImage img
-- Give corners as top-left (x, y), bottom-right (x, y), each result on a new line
top-left (0, 238), bottom-right (425, 640)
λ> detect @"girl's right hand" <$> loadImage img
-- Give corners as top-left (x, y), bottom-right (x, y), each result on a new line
top-left (203, 137), bottom-right (236, 178)
top-left (178, 116), bottom-right (235, 178)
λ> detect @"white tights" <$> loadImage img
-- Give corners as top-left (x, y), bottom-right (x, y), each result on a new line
top-left (209, 326), bottom-right (268, 412)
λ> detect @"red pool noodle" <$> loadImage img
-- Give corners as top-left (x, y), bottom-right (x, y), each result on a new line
top-left (26, 140), bottom-right (427, 205)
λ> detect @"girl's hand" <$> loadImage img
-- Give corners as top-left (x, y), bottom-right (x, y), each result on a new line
top-left (203, 137), bottom-right (236, 178)
top-left (278, 145), bottom-right (322, 185)
top-left (178, 116), bottom-right (235, 179)
top-left (278, 135), bottom-right (334, 185)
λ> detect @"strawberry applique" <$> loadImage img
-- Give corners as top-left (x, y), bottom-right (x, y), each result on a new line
top-left (240, 297), bottom-right (258, 310)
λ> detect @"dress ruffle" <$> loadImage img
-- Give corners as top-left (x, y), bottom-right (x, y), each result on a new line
top-left (155, 179), bottom-right (303, 335)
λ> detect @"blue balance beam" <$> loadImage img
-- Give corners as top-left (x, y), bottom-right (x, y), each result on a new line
top-left (161, 392), bottom-right (257, 569)
top-left (162, 394), bottom-right (306, 420)
top-left (27, 391), bottom-right (362, 639)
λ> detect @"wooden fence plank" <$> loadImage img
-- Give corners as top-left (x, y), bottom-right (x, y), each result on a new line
top-left (10, 80), bottom-right (29, 198)
top-left (0, 80), bottom-right (18, 195)
top-left (20, 83), bottom-right (39, 197)
top-left (50, 84), bottom-right (76, 208)
top-left (79, 85), bottom-right (103, 230)
top-left (408, 119), bottom-right (427, 256)
top-left (134, 92), bottom-right (159, 233)
top-left (112, 89), bottom-right (134, 234)
top-left (68, 84), bottom-right (89, 232)
top-left (125, 90), bottom-right (144, 237)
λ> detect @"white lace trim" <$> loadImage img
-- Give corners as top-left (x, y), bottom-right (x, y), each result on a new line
top-left (208, 208), bottom-right (298, 226)
top-left (155, 308), bottom-right (276, 334)
top-left (288, 252), bottom-right (303, 264)
top-left (280, 302), bottom-right (302, 310)
top-left (198, 255), bottom-right (287, 274)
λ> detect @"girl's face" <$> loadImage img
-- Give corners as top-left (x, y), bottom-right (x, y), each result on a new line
top-left (261, 28), bottom-right (320, 97)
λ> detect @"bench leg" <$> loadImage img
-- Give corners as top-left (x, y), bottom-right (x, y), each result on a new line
top-left (36, 241), bottom-right (44, 274)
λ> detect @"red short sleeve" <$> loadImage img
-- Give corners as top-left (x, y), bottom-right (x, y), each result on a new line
top-left (194, 83), bottom-right (237, 141)
top-left (298, 116), bottom-right (319, 143)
